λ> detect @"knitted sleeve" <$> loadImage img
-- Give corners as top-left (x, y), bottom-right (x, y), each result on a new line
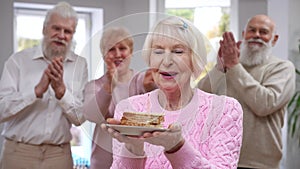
top-left (110, 92), bottom-right (243, 169)
top-left (166, 95), bottom-right (243, 169)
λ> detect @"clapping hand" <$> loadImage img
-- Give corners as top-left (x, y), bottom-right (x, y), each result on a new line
top-left (103, 55), bottom-right (117, 94)
top-left (35, 69), bottom-right (51, 98)
top-left (46, 56), bottom-right (66, 99)
top-left (217, 32), bottom-right (241, 72)
top-left (35, 56), bottom-right (65, 99)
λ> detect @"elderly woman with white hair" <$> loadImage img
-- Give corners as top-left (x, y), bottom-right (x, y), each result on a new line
top-left (101, 16), bottom-right (244, 169)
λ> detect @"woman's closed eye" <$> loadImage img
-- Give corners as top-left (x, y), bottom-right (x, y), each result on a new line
top-left (172, 48), bottom-right (184, 54)
top-left (108, 47), bottom-right (115, 52)
top-left (153, 48), bottom-right (164, 55)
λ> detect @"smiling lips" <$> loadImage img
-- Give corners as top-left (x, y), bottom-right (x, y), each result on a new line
top-left (159, 71), bottom-right (177, 79)
top-left (248, 41), bottom-right (263, 46)
top-left (52, 40), bottom-right (67, 48)
top-left (247, 39), bottom-right (266, 47)
top-left (114, 60), bottom-right (123, 66)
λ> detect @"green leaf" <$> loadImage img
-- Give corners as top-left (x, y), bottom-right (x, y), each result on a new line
top-left (296, 68), bottom-right (300, 75)
top-left (288, 92), bottom-right (299, 108)
top-left (288, 92), bottom-right (300, 137)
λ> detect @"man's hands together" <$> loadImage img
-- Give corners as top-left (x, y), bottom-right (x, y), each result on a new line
top-left (35, 56), bottom-right (65, 99)
top-left (217, 32), bottom-right (241, 72)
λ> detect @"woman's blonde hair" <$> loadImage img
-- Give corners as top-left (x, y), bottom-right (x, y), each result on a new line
top-left (100, 27), bottom-right (134, 57)
top-left (142, 16), bottom-right (207, 79)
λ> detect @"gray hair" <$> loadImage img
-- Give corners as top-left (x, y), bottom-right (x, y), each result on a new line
top-left (142, 16), bottom-right (207, 78)
top-left (43, 1), bottom-right (78, 28)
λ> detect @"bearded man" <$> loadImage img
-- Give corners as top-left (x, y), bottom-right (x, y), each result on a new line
top-left (198, 14), bottom-right (295, 169)
top-left (0, 2), bottom-right (87, 169)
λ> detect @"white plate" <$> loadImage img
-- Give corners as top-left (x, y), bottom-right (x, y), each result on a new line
top-left (106, 124), bottom-right (168, 136)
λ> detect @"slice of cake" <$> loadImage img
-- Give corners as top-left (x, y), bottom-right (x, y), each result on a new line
top-left (120, 112), bottom-right (164, 128)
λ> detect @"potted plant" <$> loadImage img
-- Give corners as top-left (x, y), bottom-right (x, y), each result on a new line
top-left (288, 66), bottom-right (300, 145)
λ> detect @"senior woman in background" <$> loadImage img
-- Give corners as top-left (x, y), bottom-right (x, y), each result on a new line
top-left (102, 16), bottom-right (243, 169)
top-left (83, 27), bottom-right (152, 169)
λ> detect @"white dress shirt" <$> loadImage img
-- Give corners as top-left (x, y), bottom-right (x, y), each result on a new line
top-left (0, 45), bottom-right (88, 145)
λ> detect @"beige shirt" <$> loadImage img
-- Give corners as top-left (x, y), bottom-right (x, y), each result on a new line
top-left (199, 56), bottom-right (295, 169)
top-left (0, 45), bottom-right (88, 145)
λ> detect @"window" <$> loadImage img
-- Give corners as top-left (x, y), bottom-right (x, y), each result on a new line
top-left (14, 2), bottom-right (103, 167)
top-left (165, 0), bottom-right (230, 40)
top-left (15, 8), bottom-right (89, 55)
top-left (165, 0), bottom-right (230, 82)
top-left (14, 2), bottom-right (104, 79)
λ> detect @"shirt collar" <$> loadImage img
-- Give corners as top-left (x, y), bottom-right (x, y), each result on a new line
top-left (32, 44), bottom-right (76, 62)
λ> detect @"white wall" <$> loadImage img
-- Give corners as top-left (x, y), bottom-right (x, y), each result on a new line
top-left (0, 1), bottom-right (14, 76)
top-left (230, 0), bottom-right (267, 40)
top-left (288, 0), bottom-right (300, 71)
top-left (268, 0), bottom-right (289, 60)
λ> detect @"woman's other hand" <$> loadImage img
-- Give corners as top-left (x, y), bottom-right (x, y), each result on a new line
top-left (100, 118), bottom-right (145, 156)
top-left (143, 122), bottom-right (184, 153)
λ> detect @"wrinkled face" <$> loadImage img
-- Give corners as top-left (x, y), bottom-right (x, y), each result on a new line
top-left (240, 16), bottom-right (277, 66)
top-left (150, 36), bottom-right (192, 93)
top-left (242, 16), bottom-right (276, 48)
top-left (105, 41), bottom-right (132, 73)
top-left (42, 13), bottom-right (76, 59)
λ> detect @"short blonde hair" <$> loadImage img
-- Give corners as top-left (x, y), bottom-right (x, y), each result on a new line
top-left (142, 16), bottom-right (207, 78)
top-left (100, 27), bottom-right (134, 57)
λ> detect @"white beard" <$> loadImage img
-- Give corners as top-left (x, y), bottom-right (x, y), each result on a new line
top-left (42, 38), bottom-right (71, 60)
top-left (239, 38), bottom-right (273, 66)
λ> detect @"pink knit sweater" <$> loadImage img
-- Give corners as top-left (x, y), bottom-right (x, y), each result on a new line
top-left (110, 89), bottom-right (243, 169)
